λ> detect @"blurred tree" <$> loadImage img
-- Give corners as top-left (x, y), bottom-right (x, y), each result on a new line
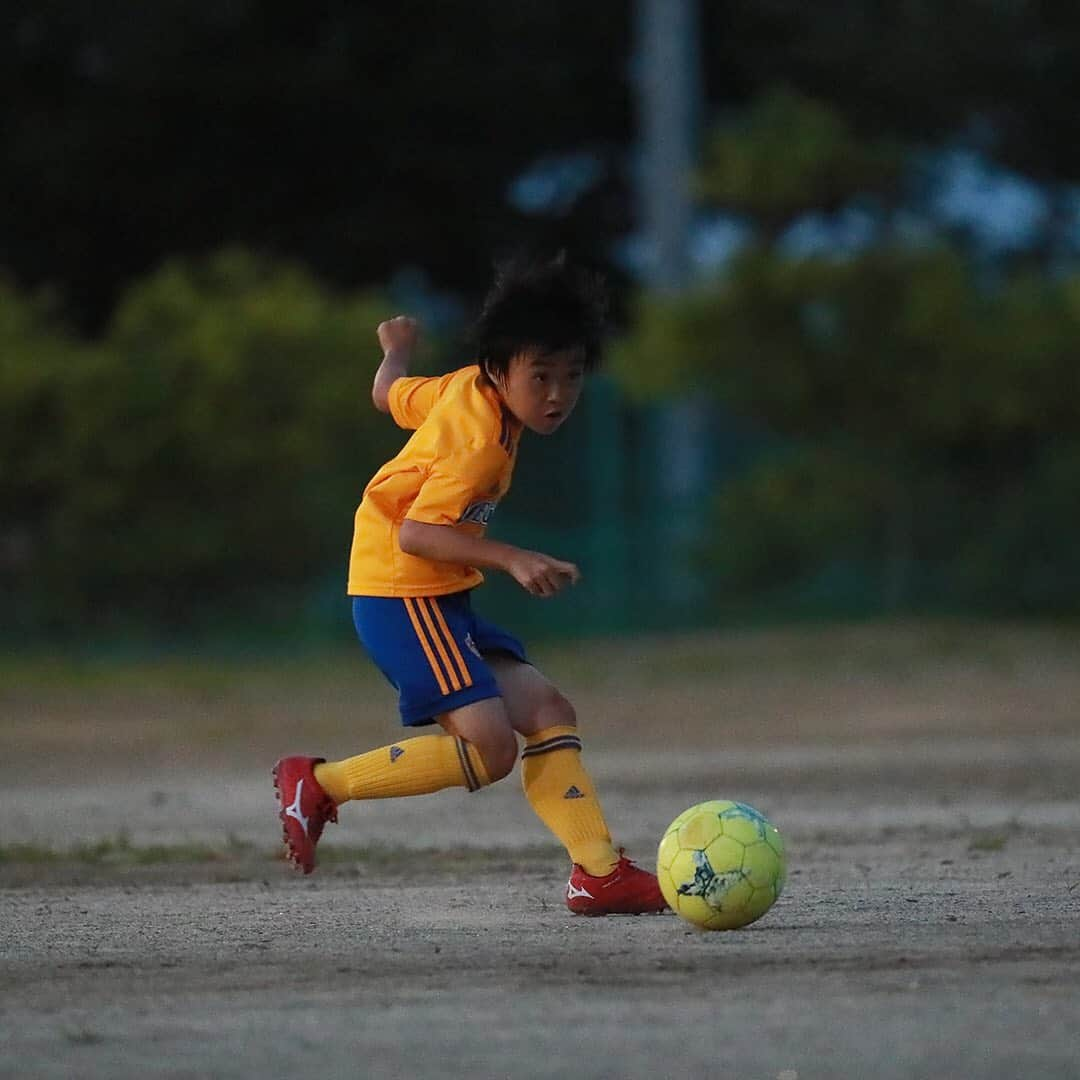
top-left (1, 251), bottom-right (400, 633)
top-left (1, 1), bottom-right (633, 332)
top-left (615, 89), bottom-right (1080, 612)
top-left (0, 282), bottom-right (85, 625)
top-left (702, 1), bottom-right (1080, 181)
top-left (706, 3), bottom-right (1080, 275)
top-left (6, 3), bottom-right (1080, 333)
top-left (619, 245), bottom-right (1080, 610)
top-left (697, 88), bottom-right (904, 241)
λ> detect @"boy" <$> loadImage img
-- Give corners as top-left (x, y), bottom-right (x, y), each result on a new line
top-left (273, 256), bottom-right (666, 915)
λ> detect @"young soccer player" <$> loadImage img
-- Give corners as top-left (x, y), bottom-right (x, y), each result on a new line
top-left (273, 256), bottom-right (666, 915)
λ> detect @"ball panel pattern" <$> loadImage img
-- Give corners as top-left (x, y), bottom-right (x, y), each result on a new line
top-left (657, 829), bottom-right (681, 873)
top-left (741, 841), bottom-right (780, 889)
top-left (656, 799), bottom-right (786, 931)
top-left (678, 811), bottom-right (723, 851)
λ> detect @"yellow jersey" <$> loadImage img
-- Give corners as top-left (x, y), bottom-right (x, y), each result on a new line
top-left (347, 365), bottom-right (522, 597)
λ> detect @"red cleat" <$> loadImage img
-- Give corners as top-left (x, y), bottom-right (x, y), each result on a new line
top-left (272, 756), bottom-right (338, 874)
top-left (566, 850), bottom-right (669, 915)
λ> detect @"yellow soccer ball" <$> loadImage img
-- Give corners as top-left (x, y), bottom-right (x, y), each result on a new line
top-left (657, 800), bottom-right (786, 930)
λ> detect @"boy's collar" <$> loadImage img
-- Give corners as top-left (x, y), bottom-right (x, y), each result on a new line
top-left (475, 369), bottom-right (520, 432)
top-left (496, 404), bottom-right (520, 455)
top-left (474, 365), bottom-right (522, 452)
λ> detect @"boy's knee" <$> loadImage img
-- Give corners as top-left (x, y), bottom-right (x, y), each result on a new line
top-left (535, 687), bottom-right (576, 731)
top-left (476, 730), bottom-right (518, 783)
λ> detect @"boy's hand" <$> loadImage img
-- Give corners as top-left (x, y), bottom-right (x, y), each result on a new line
top-left (372, 316), bottom-right (418, 412)
top-left (505, 549), bottom-right (581, 598)
top-left (377, 315), bottom-right (419, 355)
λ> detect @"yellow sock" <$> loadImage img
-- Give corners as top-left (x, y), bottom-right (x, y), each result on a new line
top-left (521, 725), bottom-right (618, 876)
top-left (314, 734), bottom-right (490, 803)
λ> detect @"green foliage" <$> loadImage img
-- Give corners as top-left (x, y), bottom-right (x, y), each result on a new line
top-left (698, 89), bottom-right (903, 231)
top-left (620, 245), bottom-right (1080, 441)
top-left (2, 252), bottom-right (398, 633)
top-left (0, 283), bottom-right (91, 620)
top-left (615, 243), bottom-right (1080, 611)
top-left (619, 247), bottom-right (961, 432)
top-left (710, 445), bottom-right (880, 597)
top-left (613, 83), bottom-right (1080, 613)
top-left (711, 3), bottom-right (1080, 183)
top-left (953, 441), bottom-right (1080, 612)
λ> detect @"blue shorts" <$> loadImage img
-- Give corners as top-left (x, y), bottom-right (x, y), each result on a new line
top-left (351, 591), bottom-right (528, 727)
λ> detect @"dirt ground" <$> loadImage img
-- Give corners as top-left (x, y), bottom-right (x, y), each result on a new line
top-left (1, 622), bottom-right (1079, 1079)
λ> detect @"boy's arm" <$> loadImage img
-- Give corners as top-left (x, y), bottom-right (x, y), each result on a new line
top-left (398, 520), bottom-right (581, 599)
top-left (372, 316), bottom-right (418, 412)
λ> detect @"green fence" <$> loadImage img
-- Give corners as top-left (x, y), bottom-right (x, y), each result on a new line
top-left (472, 376), bottom-right (733, 640)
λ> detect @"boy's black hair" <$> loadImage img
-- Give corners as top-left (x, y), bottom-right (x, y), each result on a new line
top-left (469, 253), bottom-right (608, 379)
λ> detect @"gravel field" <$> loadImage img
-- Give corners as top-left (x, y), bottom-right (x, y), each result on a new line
top-left (2, 623), bottom-right (1078, 1079)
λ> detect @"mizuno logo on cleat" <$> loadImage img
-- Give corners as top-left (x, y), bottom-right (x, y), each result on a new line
top-left (567, 882), bottom-right (594, 900)
top-left (284, 779), bottom-right (310, 837)
top-left (563, 785), bottom-right (585, 799)
top-left (390, 745), bottom-right (405, 762)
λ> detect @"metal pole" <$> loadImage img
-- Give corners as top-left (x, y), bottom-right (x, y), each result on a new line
top-left (637, 0), bottom-right (698, 291)
top-left (636, 0), bottom-right (705, 623)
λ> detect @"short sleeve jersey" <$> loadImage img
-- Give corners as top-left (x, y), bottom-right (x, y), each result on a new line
top-left (347, 365), bottom-right (522, 597)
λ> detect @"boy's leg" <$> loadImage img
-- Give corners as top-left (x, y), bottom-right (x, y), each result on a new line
top-left (276, 698), bottom-right (511, 874)
top-left (314, 691), bottom-right (519, 805)
top-left (488, 656), bottom-right (619, 877)
top-left (490, 656), bottom-right (666, 914)
top-left (277, 593), bottom-right (520, 872)
top-left (434, 696), bottom-right (519, 782)
top-left (490, 655), bottom-right (666, 915)
top-left (314, 715), bottom-right (495, 805)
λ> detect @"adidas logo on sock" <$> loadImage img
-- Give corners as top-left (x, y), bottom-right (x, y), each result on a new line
top-left (389, 745), bottom-right (405, 762)
top-left (563, 785), bottom-right (585, 799)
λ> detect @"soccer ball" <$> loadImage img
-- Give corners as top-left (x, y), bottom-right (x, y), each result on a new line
top-left (657, 800), bottom-right (786, 930)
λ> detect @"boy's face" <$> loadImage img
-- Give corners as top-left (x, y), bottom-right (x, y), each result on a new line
top-left (496, 348), bottom-right (585, 434)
